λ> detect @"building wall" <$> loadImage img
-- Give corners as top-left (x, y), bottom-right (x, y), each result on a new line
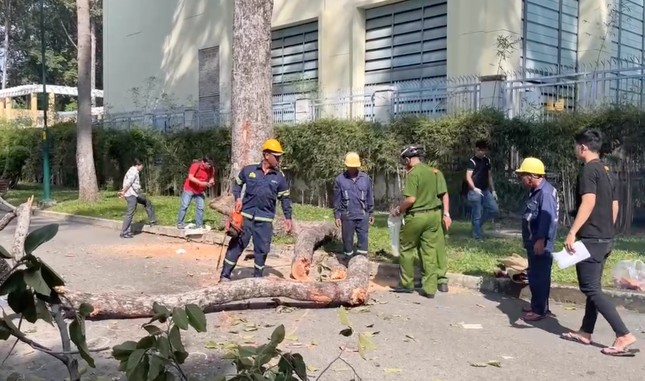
top-left (104, 0), bottom-right (616, 114)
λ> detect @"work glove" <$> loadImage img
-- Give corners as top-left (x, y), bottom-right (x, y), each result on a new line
top-left (492, 191), bottom-right (498, 201)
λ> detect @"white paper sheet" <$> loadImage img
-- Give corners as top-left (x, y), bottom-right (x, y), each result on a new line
top-left (552, 241), bottom-right (591, 269)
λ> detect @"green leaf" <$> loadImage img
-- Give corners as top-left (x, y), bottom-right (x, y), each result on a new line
top-left (24, 224), bottom-right (59, 255)
top-left (338, 306), bottom-right (351, 327)
top-left (118, 359), bottom-right (128, 371)
top-left (152, 302), bottom-right (170, 318)
top-left (358, 332), bottom-right (377, 360)
top-left (0, 244), bottom-right (11, 259)
top-left (0, 270), bottom-right (26, 296)
top-left (39, 260), bottom-right (65, 288)
top-left (168, 325), bottom-right (185, 353)
top-left (143, 324), bottom-right (163, 336)
top-left (112, 340), bottom-right (137, 361)
top-left (292, 353), bottom-right (307, 380)
top-left (174, 349), bottom-right (189, 364)
top-left (185, 304), bottom-right (207, 332)
top-left (0, 321), bottom-right (12, 340)
top-left (78, 303), bottom-right (93, 317)
top-left (238, 345), bottom-right (257, 357)
top-left (24, 269), bottom-right (51, 296)
top-left (156, 336), bottom-right (171, 358)
top-left (127, 351), bottom-right (149, 380)
top-left (171, 307), bottom-right (189, 330)
top-left (69, 317), bottom-right (95, 368)
top-left (147, 354), bottom-right (164, 381)
top-left (126, 348), bottom-right (147, 372)
top-left (35, 299), bottom-right (53, 325)
top-left (8, 289), bottom-right (37, 323)
top-left (270, 324), bottom-right (286, 345)
top-left (137, 335), bottom-right (156, 350)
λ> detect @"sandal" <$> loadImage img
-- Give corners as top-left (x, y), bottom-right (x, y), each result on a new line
top-left (560, 332), bottom-right (592, 346)
top-left (601, 346), bottom-right (640, 357)
top-left (522, 312), bottom-right (546, 321)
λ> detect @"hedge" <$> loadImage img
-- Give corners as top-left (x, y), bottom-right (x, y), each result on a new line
top-left (1, 107), bottom-right (644, 230)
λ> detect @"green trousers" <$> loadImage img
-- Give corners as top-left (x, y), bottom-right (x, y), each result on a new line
top-left (399, 209), bottom-right (447, 294)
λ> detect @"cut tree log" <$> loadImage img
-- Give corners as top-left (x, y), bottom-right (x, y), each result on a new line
top-left (63, 254), bottom-right (370, 319)
top-left (10, 196), bottom-right (34, 263)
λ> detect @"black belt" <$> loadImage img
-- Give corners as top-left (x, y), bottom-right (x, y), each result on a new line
top-left (405, 208), bottom-right (440, 216)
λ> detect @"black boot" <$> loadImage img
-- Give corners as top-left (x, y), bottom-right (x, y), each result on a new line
top-left (438, 284), bottom-right (449, 293)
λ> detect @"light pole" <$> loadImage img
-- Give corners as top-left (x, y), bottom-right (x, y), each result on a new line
top-left (40, 0), bottom-right (51, 203)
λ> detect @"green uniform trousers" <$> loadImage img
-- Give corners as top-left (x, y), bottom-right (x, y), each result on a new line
top-left (399, 209), bottom-right (447, 294)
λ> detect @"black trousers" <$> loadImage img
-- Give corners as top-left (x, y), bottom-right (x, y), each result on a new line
top-left (576, 238), bottom-right (629, 336)
top-left (121, 195), bottom-right (156, 235)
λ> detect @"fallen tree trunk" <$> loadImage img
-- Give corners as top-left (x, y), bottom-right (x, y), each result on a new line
top-left (63, 254), bottom-right (369, 319)
top-left (0, 197), bottom-right (21, 281)
top-left (10, 196), bottom-right (33, 263)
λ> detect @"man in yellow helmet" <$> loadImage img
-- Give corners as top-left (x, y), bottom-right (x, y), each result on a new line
top-left (333, 152), bottom-right (375, 257)
top-left (219, 138), bottom-right (293, 281)
top-left (516, 157), bottom-right (558, 321)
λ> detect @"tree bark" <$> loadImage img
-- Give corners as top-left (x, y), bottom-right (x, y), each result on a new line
top-left (9, 197), bottom-right (32, 264)
top-left (1, 0), bottom-right (11, 89)
top-left (230, 0), bottom-right (274, 178)
top-left (76, 0), bottom-right (99, 202)
top-left (63, 254), bottom-right (369, 320)
top-left (90, 17), bottom-right (96, 107)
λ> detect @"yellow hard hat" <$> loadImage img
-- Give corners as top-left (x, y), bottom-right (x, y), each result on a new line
top-left (516, 157), bottom-right (545, 175)
top-left (344, 152), bottom-right (361, 168)
top-left (261, 138), bottom-right (284, 155)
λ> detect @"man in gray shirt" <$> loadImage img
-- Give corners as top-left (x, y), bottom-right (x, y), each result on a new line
top-left (118, 158), bottom-right (157, 238)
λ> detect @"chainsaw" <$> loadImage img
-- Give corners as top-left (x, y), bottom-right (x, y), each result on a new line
top-left (215, 210), bottom-right (244, 272)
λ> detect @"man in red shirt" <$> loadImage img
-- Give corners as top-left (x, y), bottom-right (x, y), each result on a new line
top-left (176, 157), bottom-right (215, 229)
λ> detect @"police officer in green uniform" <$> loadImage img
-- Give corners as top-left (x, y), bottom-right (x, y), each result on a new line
top-left (391, 145), bottom-right (452, 298)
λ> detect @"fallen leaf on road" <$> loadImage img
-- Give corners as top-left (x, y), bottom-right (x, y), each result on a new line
top-left (564, 305), bottom-right (576, 311)
top-left (228, 330), bottom-right (239, 334)
top-left (366, 323), bottom-right (374, 328)
top-left (405, 334), bottom-right (416, 342)
top-left (242, 335), bottom-right (255, 340)
top-left (309, 340), bottom-right (318, 346)
top-left (476, 303), bottom-right (485, 308)
top-left (286, 335), bottom-right (299, 341)
top-left (501, 356), bottom-right (514, 360)
top-left (352, 306), bottom-right (371, 313)
top-left (470, 363), bottom-right (488, 368)
top-left (204, 341), bottom-right (218, 349)
top-left (487, 360), bottom-right (502, 367)
top-left (460, 323), bottom-right (483, 329)
top-left (144, 255), bottom-right (153, 259)
top-left (307, 365), bottom-right (318, 372)
top-left (384, 368), bottom-right (402, 374)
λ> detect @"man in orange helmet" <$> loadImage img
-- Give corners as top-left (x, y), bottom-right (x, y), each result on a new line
top-left (219, 138), bottom-right (293, 281)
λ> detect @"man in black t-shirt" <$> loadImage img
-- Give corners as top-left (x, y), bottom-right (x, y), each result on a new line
top-left (465, 139), bottom-right (499, 240)
top-left (560, 129), bottom-right (637, 356)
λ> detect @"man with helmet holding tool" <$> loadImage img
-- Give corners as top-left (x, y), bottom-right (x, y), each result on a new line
top-left (391, 145), bottom-right (452, 298)
top-left (219, 138), bottom-right (293, 282)
top-left (333, 152), bottom-right (375, 258)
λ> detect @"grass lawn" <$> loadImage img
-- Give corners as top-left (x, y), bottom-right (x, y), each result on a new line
top-left (4, 184), bottom-right (644, 286)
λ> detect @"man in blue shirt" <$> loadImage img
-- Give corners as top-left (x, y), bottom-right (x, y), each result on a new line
top-left (219, 138), bottom-right (293, 281)
top-left (333, 152), bottom-right (374, 257)
top-left (516, 157), bottom-right (559, 321)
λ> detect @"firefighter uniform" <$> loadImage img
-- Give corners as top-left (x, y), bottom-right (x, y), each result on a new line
top-left (220, 162), bottom-right (292, 279)
top-left (333, 153), bottom-right (374, 256)
top-left (399, 162), bottom-right (449, 295)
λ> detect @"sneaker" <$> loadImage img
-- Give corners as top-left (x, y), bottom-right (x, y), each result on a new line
top-left (176, 224), bottom-right (185, 229)
top-left (120, 233), bottom-right (133, 239)
top-left (438, 284), bottom-right (449, 293)
top-left (390, 285), bottom-right (413, 293)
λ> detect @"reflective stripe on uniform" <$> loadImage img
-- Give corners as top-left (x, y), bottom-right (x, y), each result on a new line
top-left (278, 190), bottom-right (290, 198)
top-left (254, 263), bottom-right (264, 270)
top-left (344, 252), bottom-right (354, 256)
top-left (235, 176), bottom-right (243, 185)
top-left (356, 250), bottom-right (368, 254)
top-left (241, 212), bottom-right (253, 219)
top-left (224, 258), bottom-right (236, 266)
top-left (254, 216), bottom-right (274, 222)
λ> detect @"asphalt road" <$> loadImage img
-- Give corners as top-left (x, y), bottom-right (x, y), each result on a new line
top-left (1, 215), bottom-right (644, 381)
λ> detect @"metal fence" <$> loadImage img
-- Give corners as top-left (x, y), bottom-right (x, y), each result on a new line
top-left (96, 58), bottom-right (645, 131)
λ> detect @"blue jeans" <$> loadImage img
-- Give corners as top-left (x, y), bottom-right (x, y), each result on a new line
top-left (176, 191), bottom-right (205, 227)
top-left (467, 189), bottom-right (498, 239)
top-left (526, 248), bottom-right (553, 316)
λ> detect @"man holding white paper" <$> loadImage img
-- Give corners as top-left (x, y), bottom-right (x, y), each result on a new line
top-left (516, 158), bottom-right (558, 322)
top-left (560, 129), bottom-right (637, 357)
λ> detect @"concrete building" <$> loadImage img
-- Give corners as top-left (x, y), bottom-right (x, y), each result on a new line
top-left (103, 0), bottom-right (644, 119)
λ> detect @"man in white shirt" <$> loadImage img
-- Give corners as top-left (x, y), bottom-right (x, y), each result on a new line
top-left (118, 158), bottom-right (157, 238)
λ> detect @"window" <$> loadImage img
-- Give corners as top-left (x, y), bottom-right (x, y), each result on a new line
top-left (522, 0), bottom-right (580, 74)
top-left (271, 21), bottom-right (319, 98)
top-left (198, 46), bottom-right (220, 127)
top-left (364, 0), bottom-right (448, 116)
top-left (610, 0), bottom-right (645, 105)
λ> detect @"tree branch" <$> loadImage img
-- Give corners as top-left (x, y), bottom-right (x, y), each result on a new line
top-left (9, 196), bottom-right (34, 264)
top-left (0, 211), bottom-right (17, 231)
top-left (60, 19), bottom-right (78, 49)
top-left (0, 196), bottom-right (16, 212)
top-left (1, 316), bottom-right (23, 367)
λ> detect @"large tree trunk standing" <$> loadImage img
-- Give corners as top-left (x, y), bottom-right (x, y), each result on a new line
top-left (75, 0), bottom-right (99, 202)
top-left (90, 18), bottom-right (96, 107)
top-left (230, 0), bottom-right (274, 179)
top-left (1, 0), bottom-right (11, 89)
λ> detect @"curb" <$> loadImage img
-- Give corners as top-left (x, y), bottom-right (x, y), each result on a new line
top-left (34, 210), bottom-right (645, 313)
